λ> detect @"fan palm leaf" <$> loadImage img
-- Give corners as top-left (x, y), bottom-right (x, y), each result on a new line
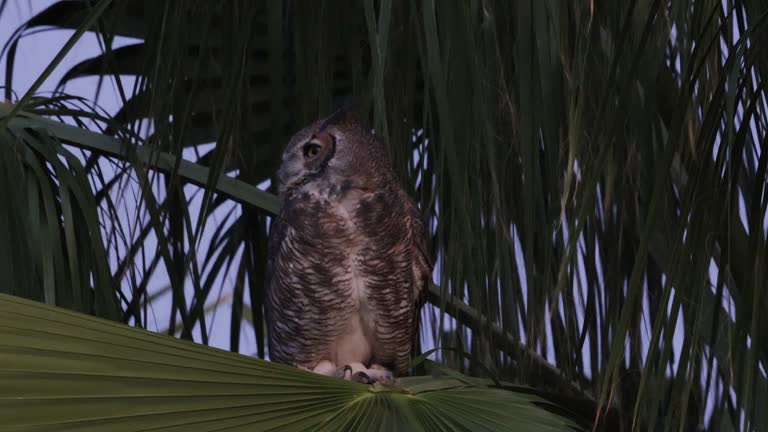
top-left (0, 294), bottom-right (581, 431)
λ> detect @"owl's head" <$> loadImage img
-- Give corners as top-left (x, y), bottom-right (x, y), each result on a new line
top-left (276, 109), bottom-right (391, 196)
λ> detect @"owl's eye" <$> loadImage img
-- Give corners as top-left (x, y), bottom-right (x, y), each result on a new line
top-left (303, 142), bottom-right (322, 159)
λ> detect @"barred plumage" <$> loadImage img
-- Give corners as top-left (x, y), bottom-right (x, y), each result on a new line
top-left (266, 110), bottom-right (431, 383)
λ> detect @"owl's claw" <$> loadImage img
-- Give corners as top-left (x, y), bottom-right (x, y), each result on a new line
top-left (368, 364), bottom-right (396, 384)
top-left (352, 371), bottom-right (372, 384)
top-left (335, 363), bottom-right (395, 384)
top-left (335, 365), bottom-right (353, 380)
top-left (372, 370), bottom-right (396, 385)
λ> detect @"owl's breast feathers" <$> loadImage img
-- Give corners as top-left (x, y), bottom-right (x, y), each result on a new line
top-left (266, 186), bottom-right (431, 374)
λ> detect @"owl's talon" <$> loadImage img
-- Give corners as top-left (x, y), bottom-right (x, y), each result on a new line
top-left (336, 365), bottom-right (353, 380)
top-left (352, 371), bottom-right (372, 384)
top-left (375, 371), bottom-right (396, 385)
top-left (366, 364), bottom-right (396, 384)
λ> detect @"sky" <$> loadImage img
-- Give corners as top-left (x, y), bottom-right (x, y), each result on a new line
top-left (0, 0), bottom-right (256, 353)
top-left (0, 0), bottom-right (137, 114)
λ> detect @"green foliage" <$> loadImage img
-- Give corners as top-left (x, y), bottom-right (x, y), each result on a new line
top-left (1, 0), bottom-right (767, 430)
top-left (0, 294), bottom-right (580, 431)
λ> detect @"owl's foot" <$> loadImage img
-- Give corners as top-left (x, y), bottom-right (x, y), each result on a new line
top-left (336, 363), bottom-right (395, 384)
top-left (335, 364), bottom-right (354, 380)
top-left (295, 360), bottom-right (339, 377)
top-left (368, 363), bottom-right (396, 384)
top-left (351, 371), bottom-right (372, 384)
top-left (311, 360), bottom-right (338, 376)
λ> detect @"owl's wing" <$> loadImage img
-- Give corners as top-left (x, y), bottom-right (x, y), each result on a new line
top-left (265, 213), bottom-right (284, 292)
top-left (265, 207), bottom-right (290, 342)
top-left (403, 193), bottom-right (432, 311)
top-left (401, 193), bottom-right (432, 367)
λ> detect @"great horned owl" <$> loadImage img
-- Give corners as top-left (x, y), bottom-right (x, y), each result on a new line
top-left (266, 109), bottom-right (431, 383)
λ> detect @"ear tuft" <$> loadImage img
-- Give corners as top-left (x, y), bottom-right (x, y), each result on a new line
top-left (318, 98), bottom-right (362, 131)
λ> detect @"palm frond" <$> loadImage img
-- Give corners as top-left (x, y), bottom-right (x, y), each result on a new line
top-left (0, 293), bottom-right (580, 432)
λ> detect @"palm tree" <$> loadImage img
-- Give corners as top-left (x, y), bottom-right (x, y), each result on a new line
top-left (0, 0), bottom-right (766, 430)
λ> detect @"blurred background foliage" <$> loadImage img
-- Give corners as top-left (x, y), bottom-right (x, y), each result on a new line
top-left (1, 0), bottom-right (767, 430)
